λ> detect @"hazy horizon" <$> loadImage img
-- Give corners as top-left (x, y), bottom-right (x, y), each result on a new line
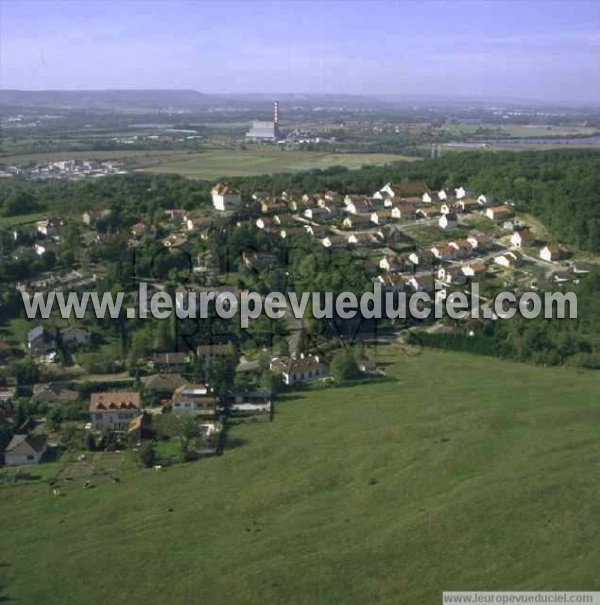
top-left (2, 0), bottom-right (600, 104)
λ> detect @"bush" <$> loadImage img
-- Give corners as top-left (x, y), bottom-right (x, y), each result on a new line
top-left (330, 349), bottom-right (360, 382)
top-left (84, 432), bottom-right (96, 452)
top-left (136, 442), bottom-right (155, 468)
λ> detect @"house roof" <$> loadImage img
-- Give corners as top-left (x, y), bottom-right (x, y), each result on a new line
top-left (271, 355), bottom-right (326, 374)
top-left (377, 272), bottom-right (404, 287)
top-left (161, 234), bottom-right (188, 248)
top-left (468, 233), bottom-right (493, 244)
top-left (466, 260), bottom-right (487, 273)
top-left (27, 326), bottom-right (56, 344)
top-left (90, 392), bottom-right (141, 412)
top-left (552, 270), bottom-right (572, 281)
top-left (150, 352), bottom-right (189, 365)
top-left (432, 244), bottom-right (455, 255)
top-left (488, 205), bottom-right (512, 214)
top-left (5, 433), bottom-right (48, 455)
top-left (387, 181), bottom-right (430, 196)
top-left (212, 183), bottom-right (240, 196)
top-left (142, 373), bottom-right (187, 392)
top-left (196, 344), bottom-right (231, 356)
top-left (450, 239), bottom-right (472, 250)
top-left (343, 213), bottom-right (372, 224)
top-left (174, 383), bottom-right (209, 399)
top-left (32, 383), bottom-right (79, 402)
top-left (543, 245), bottom-right (561, 255)
top-left (572, 262), bottom-right (594, 273)
top-left (515, 229), bottom-right (535, 242)
top-left (187, 215), bottom-right (211, 227)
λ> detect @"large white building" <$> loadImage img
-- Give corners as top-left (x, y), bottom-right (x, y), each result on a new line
top-left (211, 183), bottom-right (242, 211)
top-left (245, 101), bottom-right (281, 141)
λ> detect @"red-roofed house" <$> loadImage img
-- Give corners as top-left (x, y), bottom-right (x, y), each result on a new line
top-left (89, 392), bottom-right (141, 431)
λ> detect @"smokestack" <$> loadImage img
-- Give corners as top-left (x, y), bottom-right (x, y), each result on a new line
top-left (273, 100), bottom-right (279, 125)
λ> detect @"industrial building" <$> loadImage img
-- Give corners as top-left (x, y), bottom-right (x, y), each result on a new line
top-left (245, 101), bottom-right (281, 141)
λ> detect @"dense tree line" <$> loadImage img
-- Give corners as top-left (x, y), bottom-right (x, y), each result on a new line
top-left (410, 269), bottom-right (600, 368)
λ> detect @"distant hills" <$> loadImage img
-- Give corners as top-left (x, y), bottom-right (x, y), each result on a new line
top-left (0, 89), bottom-right (595, 112)
top-left (0, 89), bottom-right (395, 112)
top-left (0, 89), bottom-right (212, 110)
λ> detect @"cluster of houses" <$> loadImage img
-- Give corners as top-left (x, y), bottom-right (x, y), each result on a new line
top-left (0, 159), bottom-right (126, 181)
top-left (27, 325), bottom-right (92, 362)
top-left (1, 337), bottom-right (340, 466)
top-left (0, 374), bottom-right (276, 466)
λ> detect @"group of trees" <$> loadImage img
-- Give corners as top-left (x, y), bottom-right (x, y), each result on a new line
top-left (409, 269), bottom-right (600, 368)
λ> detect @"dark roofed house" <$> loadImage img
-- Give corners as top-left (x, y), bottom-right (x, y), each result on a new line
top-left (60, 326), bottom-right (92, 348)
top-left (32, 383), bottom-right (79, 405)
top-left (551, 270), bottom-right (572, 284)
top-left (89, 392), bottom-right (141, 431)
top-left (379, 181), bottom-right (431, 199)
top-left (571, 261), bottom-right (594, 275)
top-left (149, 352), bottom-right (190, 372)
top-left (27, 326), bottom-right (57, 355)
top-left (142, 373), bottom-right (188, 396)
top-left (196, 343), bottom-right (233, 363)
top-left (4, 433), bottom-right (48, 466)
top-left (227, 390), bottom-right (272, 420)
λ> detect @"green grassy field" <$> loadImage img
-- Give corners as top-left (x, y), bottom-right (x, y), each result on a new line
top-left (440, 123), bottom-right (599, 138)
top-left (0, 147), bottom-right (418, 180)
top-left (0, 212), bottom-right (46, 228)
top-left (1, 348), bottom-right (600, 604)
top-left (139, 148), bottom-right (419, 179)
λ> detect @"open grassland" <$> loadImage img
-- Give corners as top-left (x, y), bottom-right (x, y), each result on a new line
top-left (139, 148), bottom-right (419, 178)
top-left (0, 212), bottom-right (46, 228)
top-left (0, 147), bottom-right (419, 179)
top-left (441, 123), bottom-right (599, 138)
top-left (1, 349), bottom-right (600, 604)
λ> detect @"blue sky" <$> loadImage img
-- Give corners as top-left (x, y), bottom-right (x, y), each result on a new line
top-left (2, 1), bottom-right (600, 103)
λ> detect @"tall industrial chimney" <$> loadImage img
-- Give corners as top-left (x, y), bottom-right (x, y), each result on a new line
top-left (273, 100), bottom-right (280, 125)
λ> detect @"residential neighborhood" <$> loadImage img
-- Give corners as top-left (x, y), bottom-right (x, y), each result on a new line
top-left (1, 171), bottom-right (594, 479)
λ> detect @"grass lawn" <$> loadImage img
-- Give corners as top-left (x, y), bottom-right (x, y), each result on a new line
top-left (139, 148), bottom-right (419, 179)
top-left (440, 123), bottom-right (599, 138)
top-left (0, 212), bottom-right (46, 228)
top-left (461, 214), bottom-right (504, 236)
top-left (1, 348), bottom-right (600, 604)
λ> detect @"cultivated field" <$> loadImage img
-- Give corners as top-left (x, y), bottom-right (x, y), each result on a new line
top-left (441, 123), bottom-right (599, 138)
top-left (1, 349), bottom-right (600, 604)
top-left (0, 147), bottom-right (418, 180)
top-left (139, 148), bottom-right (419, 179)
